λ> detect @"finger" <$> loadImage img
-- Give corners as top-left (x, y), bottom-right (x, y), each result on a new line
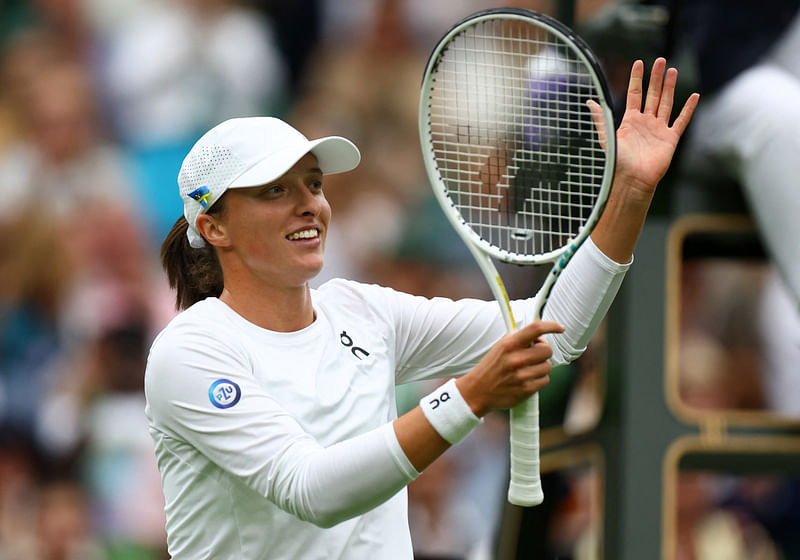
top-left (503, 337), bottom-right (553, 373)
top-left (516, 320), bottom-right (565, 344)
top-left (518, 362), bottom-right (553, 392)
top-left (657, 67), bottom-right (678, 121)
top-left (522, 372), bottom-right (551, 394)
top-left (586, 99), bottom-right (607, 152)
top-left (643, 57), bottom-right (667, 115)
top-left (517, 356), bottom-right (554, 390)
top-left (670, 92), bottom-right (700, 137)
top-left (525, 338), bottom-right (555, 365)
top-left (505, 321), bottom-right (563, 351)
top-left (626, 59), bottom-right (645, 112)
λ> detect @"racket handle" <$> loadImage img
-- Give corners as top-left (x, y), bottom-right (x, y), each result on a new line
top-left (508, 393), bottom-right (543, 506)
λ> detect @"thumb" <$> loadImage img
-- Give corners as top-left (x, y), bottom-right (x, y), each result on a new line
top-left (586, 99), bottom-right (608, 153)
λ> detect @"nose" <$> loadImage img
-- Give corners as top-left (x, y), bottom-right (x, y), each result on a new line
top-left (295, 183), bottom-right (323, 216)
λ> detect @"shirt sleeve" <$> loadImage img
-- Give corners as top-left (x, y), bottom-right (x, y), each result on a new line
top-left (145, 322), bottom-right (418, 529)
top-left (540, 237), bottom-right (631, 364)
top-left (377, 288), bottom-right (512, 384)
top-left (374, 236), bottom-right (630, 382)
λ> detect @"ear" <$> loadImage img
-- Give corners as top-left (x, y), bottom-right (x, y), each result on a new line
top-left (196, 213), bottom-right (231, 248)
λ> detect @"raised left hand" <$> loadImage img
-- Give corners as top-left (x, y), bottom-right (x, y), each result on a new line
top-left (609, 58), bottom-right (699, 194)
top-left (587, 58), bottom-right (699, 263)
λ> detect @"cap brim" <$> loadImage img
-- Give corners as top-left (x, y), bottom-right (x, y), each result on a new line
top-left (229, 136), bottom-right (361, 189)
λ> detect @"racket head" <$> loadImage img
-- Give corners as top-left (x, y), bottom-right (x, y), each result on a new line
top-left (419, 8), bottom-right (616, 266)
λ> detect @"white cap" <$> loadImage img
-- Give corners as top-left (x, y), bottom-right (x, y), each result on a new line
top-left (178, 117), bottom-right (361, 248)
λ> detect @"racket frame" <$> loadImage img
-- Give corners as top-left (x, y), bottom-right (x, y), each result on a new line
top-left (418, 7), bottom-right (617, 506)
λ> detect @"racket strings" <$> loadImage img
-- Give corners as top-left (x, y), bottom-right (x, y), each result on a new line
top-left (427, 19), bottom-right (606, 258)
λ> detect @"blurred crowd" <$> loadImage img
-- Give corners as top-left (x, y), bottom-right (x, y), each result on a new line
top-left (2, 0), bottom-right (800, 559)
top-left (676, 469), bottom-right (800, 560)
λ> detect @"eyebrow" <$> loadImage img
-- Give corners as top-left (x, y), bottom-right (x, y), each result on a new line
top-left (254, 166), bottom-right (322, 189)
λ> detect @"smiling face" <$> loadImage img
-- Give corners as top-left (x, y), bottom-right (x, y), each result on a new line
top-left (198, 153), bottom-right (332, 290)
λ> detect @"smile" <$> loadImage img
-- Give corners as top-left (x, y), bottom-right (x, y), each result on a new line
top-left (287, 229), bottom-right (319, 240)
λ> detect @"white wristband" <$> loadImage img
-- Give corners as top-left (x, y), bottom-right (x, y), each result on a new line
top-left (419, 379), bottom-right (483, 445)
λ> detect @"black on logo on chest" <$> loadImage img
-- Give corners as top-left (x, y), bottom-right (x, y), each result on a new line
top-left (339, 330), bottom-right (370, 360)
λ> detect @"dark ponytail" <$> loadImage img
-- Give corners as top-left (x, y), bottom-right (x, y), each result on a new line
top-left (161, 215), bottom-right (224, 310)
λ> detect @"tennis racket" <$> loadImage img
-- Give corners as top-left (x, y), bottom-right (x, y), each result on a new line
top-left (418, 8), bottom-right (616, 507)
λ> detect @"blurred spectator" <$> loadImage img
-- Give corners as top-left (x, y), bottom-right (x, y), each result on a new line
top-left (0, 28), bottom-right (163, 439)
top-left (251, 0), bottom-right (323, 97)
top-left (666, 1), bottom-right (800, 417)
top-left (0, 0), bottom-right (91, 61)
top-left (407, 451), bottom-right (487, 559)
top-left (99, 0), bottom-right (287, 145)
top-left (545, 465), bottom-right (602, 560)
top-left (679, 259), bottom-right (767, 412)
top-left (0, 32), bottom-right (134, 225)
top-left (757, 268), bottom-right (800, 416)
top-left (94, 0), bottom-right (289, 244)
top-left (724, 475), bottom-right (800, 559)
top-left (676, 471), bottom-right (786, 560)
top-left (0, 210), bottom-right (73, 435)
top-left (0, 428), bottom-right (43, 558)
top-left (36, 480), bottom-right (107, 560)
top-left (0, 207), bottom-right (170, 556)
top-left (75, 318), bottom-right (167, 556)
top-left (40, 204), bottom-right (171, 530)
top-left (0, 433), bottom-right (106, 559)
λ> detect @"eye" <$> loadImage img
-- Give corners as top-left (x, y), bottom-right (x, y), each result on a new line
top-left (309, 179), bottom-right (323, 192)
top-left (259, 185), bottom-right (284, 197)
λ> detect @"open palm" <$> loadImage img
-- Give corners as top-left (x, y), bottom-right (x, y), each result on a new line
top-left (590, 58), bottom-right (699, 195)
top-left (587, 58), bottom-right (699, 264)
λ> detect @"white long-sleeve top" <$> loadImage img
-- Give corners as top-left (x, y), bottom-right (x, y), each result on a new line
top-left (144, 238), bottom-right (629, 559)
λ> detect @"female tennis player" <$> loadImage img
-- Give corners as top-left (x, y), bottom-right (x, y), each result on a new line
top-left (144, 58), bottom-right (697, 559)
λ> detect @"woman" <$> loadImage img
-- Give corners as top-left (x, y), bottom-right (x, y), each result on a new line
top-left (145, 58), bottom-right (697, 559)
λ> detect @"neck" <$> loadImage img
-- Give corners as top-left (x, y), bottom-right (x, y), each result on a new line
top-left (219, 282), bottom-right (315, 332)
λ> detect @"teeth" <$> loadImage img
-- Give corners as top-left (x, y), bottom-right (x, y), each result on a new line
top-left (288, 229), bottom-right (319, 240)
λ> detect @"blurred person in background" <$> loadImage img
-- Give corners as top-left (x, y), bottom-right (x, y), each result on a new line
top-left (676, 471), bottom-right (781, 560)
top-left (34, 480), bottom-right (107, 560)
top-left (0, 428), bottom-right (42, 558)
top-left (0, 31), bottom-right (133, 225)
top-left (406, 451), bottom-right (487, 559)
top-left (0, 0), bottom-right (91, 61)
top-left (30, 205), bottom-right (172, 556)
top-left (666, 0), bottom-right (800, 417)
top-left (678, 259), bottom-right (768, 412)
top-left (544, 465), bottom-right (602, 559)
top-left (94, 0), bottom-right (289, 245)
top-left (71, 316), bottom-right (168, 558)
top-left (0, 209), bottom-right (74, 442)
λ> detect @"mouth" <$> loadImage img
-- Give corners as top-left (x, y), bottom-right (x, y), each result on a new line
top-left (286, 227), bottom-right (320, 241)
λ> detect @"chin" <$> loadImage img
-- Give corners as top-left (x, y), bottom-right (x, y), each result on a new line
top-left (299, 260), bottom-right (325, 283)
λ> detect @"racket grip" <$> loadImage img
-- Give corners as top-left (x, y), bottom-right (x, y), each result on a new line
top-left (508, 393), bottom-right (543, 506)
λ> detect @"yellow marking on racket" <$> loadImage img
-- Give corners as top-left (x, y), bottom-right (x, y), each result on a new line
top-left (496, 275), bottom-right (517, 331)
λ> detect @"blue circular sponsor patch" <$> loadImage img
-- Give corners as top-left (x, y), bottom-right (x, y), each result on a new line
top-left (209, 379), bottom-right (241, 409)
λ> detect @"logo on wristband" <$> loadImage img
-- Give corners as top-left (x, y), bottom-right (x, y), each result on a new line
top-left (429, 391), bottom-right (451, 409)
